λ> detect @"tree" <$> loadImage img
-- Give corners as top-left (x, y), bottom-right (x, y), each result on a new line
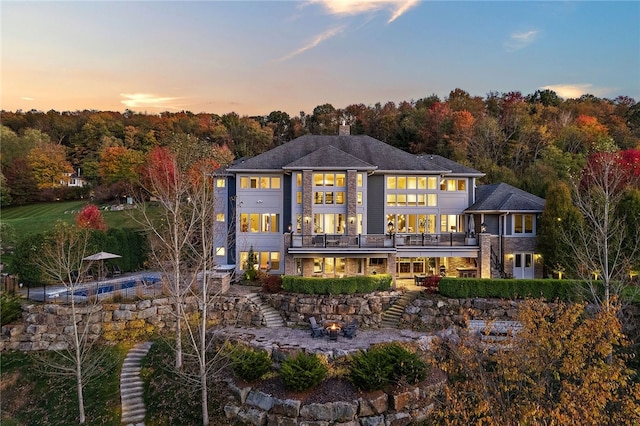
top-left (34, 222), bottom-right (106, 425)
top-left (26, 142), bottom-right (73, 189)
top-left (98, 145), bottom-right (145, 185)
top-left (562, 151), bottom-right (640, 308)
top-left (4, 157), bottom-right (39, 205)
top-left (75, 204), bottom-right (107, 231)
top-left (433, 300), bottom-right (640, 425)
top-left (136, 135), bottom-right (233, 424)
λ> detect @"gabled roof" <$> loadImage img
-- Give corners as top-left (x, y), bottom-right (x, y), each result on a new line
top-left (228, 134), bottom-right (483, 176)
top-left (466, 183), bottom-right (545, 213)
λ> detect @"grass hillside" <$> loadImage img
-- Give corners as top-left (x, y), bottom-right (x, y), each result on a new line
top-left (1, 201), bottom-right (141, 238)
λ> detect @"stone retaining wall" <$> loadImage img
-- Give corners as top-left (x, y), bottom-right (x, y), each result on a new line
top-left (223, 375), bottom-right (445, 426)
top-left (0, 295), bottom-right (263, 352)
top-left (263, 291), bottom-right (404, 328)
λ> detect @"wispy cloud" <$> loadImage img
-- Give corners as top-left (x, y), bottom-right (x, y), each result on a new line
top-left (120, 93), bottom-right (180, 109)
top-left (540, 84), bottom-right (610, 99)
top-left (21, 97), bottom-right (34, 101)
top-left (276, 25), bottom-right (345, 62)
top-left (309, 0), bottom-right (419, 23)
top-left (504, 29), bottom-right (539, 52)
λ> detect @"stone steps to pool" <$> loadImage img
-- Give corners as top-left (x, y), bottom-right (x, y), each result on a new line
top-left (381, 290), bottom-right (422, 328)
top-left (121, 341), bottom-right (153, 426)
top-left (245, 293), bottom-right (285, 327)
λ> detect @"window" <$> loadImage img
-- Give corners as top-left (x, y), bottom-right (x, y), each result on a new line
top-left (215, 247), bottom-right (225, 256)
top-left (440, 178), bottom-right (467, 191)
top-left (314, 191), bottom-right (344, 205)
top-left (369, 258), bottom-right (384, 266)
top-left (357, 191), bottom-right (363, 205)
top-left (313, 213), bottom-right (346, 234)
top-left (296, 173), bottom-right (302, 186)
top-left (387, 176), bottom-right (396, 189)
top-left (357, 173), bottom-right (363, 187)
top-left (336, 174), bottom-right (345, 186)
top-left (216, 213), bottom-right (225, 222)
top-left (240, 250), bottom-right (281, 271)
top-left (239, 175), bottom-right (280, 189)
top-left (216, 178), bottom-right (225, 188)
top-left (239, 213), bottom-right (279, 233)
top-left (296, 192), bottom-right (302, 204)
top-left (513, 214), bottom-right (535, 234)
top-left (440, 214), bottom-right (460, 232)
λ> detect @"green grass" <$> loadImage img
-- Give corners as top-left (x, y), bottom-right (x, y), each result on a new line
top-left (0, 345), bottom-right (128, 425)
top-left (1, 201), bottom-right (141, 239)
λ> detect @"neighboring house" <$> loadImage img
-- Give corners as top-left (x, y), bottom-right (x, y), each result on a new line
top-left (220, 125), bottom-right (545, 283)
top-left (60, 169), bottom-right (87, 188)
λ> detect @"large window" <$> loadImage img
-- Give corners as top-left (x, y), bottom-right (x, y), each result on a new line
top-left (239, 176), bottom-right (281, 189)
top-left (314, 191), bottom-right (345, 205)
top-left (439, 178), bottom-right (467, 191)
top-left (314, 173), bottom-right (346, 187)
top-left (513, 214), bottom-right (535, 234)
top-left (240, 250), bottom-right (281, 271)
top-left (440, 214), bottom-right (462, 232)
top-left (386, 175), bottom-right (439, 207)
top-left (386, 213), bottom-right (436, 233)
top-left (313, 213), bottom-right (346, 234)
top-left (313, 258), bottom-right (345, 276)
top-left (239, 213), bottom-right (279, 233)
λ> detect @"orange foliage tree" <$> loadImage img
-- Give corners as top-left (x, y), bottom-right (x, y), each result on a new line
top-left (433, 300), bottom-right (640, 425)
top-left (75, 204), bottom-right (107, 231)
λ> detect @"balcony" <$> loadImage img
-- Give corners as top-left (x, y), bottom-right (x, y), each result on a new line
top-left (290, 233), bottom-right (476, 249)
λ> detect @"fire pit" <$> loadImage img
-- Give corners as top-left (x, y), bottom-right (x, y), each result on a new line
top-left (325, 322), bottom-right (342, 341)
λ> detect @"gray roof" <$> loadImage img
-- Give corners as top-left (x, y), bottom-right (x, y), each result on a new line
top-left (228, 134), bottom-right (483, 176)
top-left (466, 183), bottom-right (545, 213)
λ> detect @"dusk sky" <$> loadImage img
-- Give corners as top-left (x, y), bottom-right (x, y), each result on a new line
top-left (2, 1), bottom-right (639, 117)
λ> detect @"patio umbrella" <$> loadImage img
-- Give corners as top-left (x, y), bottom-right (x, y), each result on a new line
top-left (468, 214), bottom-right (476, 236)
top-left (82, 251), bottom-right (121, 280)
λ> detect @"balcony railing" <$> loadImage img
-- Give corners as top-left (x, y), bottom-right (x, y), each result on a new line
top-left (290, 233), bottom-right (476, 249)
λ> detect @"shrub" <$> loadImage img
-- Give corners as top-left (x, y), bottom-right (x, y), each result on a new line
top-left (0, 293), bottom-right (22, 325)
top-left (261, 274), bottom-right (282, 293)
top-left (281, 274), bottom-right (392, 294)
top-left (230, 345), bottom-right (272, 382)
top-left (280, 352), bottom-right (328, 391)
top-left (348, 343), bottom-right (428, 392)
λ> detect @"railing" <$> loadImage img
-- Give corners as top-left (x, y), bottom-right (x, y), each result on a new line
top-left (290, 233), bottom-right (476, 249)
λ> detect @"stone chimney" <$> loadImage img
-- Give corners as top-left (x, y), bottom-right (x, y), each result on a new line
top-left (338, 120), bottom-right (351, 136)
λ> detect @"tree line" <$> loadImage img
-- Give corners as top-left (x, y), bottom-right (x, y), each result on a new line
top-left (1, 88), bottom-right (639, 206)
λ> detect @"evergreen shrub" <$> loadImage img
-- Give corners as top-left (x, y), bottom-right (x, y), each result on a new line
top-left (348, 342), bottom-right (428, 391)
top-left (230, 345), bottom-right (272, 382)
top-left (281, 274), bottom-right (392, 294)
top-left (0, 293), bottom-right (22, 326)
top-left (438, 278), bottom-right (601, 301)
top-left (280, 352), bottom-right (328, 391)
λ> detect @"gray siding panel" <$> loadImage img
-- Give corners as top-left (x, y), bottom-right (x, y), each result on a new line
top-left (367, 175), bottom-right (385, 234)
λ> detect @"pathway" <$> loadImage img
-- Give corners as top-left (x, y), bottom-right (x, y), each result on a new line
top-left (121, 341), bottom-right (154, 426)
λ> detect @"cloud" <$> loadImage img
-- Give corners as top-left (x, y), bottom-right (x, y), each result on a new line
top-left (540, 84), bottom-right (610, 99)
top-left (309, 0), bottom-right (419, 23)
top-left (276, 25), bottom-right (345, 62)
top-left (120, 93), bottom-right (180, 109)
top-left (504, 29), bottom-right (539, 52)
top-left (21, 97), bottom-right (34, 101)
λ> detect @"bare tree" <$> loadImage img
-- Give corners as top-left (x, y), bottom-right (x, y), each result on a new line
top-left (562, 151), bottom-right (640, 309)
top-left (34, 222), bottom-right (105, 425)
top-left (135, 134), bottom-right (233, 424)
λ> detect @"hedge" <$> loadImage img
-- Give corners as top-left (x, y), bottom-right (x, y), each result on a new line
top-left (281, 274), bottom-right (392, 294)
top-left (438, 278), bottom-right (604, 302)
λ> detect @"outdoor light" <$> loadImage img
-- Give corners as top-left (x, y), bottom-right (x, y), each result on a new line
top-left (304, 216), bottom-right (311, 224)
top-left (287, 223), bottom-right (292, 232)
top-left (480, 222), bottom-right (487, 233)
top-left (387, 221), bottom-right (394, 233)
top-left (349, 216), bottom-right (355, 224)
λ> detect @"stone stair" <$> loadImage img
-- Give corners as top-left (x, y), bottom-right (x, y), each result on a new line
top-left (380, 290), bottom-right (422, 328)
top-left (245, 293), bottom-right (285, 327)
top-left (121, 341), bottom-right (153, 425)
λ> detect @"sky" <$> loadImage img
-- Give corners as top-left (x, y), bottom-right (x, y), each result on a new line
top-left (2, 1), bottom-right (639, 117)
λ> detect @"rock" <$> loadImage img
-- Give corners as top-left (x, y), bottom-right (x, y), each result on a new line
top-left (271, 398), bottom-right (301, 417)
top-left (266, 413), bottom-right (298, 426)
top-left (224, 403), bottom-right (240, 419)
top-left (359, 415), bottom-right (385, 426)
top-left (358, 391), bottom-right (388, 416)
top-left (236, 407), bottom-right (268, 426)
top-left (246, 390), bottom-right (275, 411)
top-left (385, 412), bottom-right (411, 426)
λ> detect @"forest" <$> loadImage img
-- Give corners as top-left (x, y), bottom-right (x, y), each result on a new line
top-left (1, 87), bottom-right (639, 207)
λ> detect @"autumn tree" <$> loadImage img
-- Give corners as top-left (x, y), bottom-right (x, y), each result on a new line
top-left (136, 135), bottom-right (233, 424)
top-left (75, 204), bottom-right (107, 231)
top-left (433, 300), bottom-right (640, 425)
top-left (26, 142), bottom-right (73, 189)
top-left (98, 145), bottom-right (145, 185)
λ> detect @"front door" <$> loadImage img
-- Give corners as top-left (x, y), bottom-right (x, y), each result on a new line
top-left (513, 253), bottom-right (534, 279)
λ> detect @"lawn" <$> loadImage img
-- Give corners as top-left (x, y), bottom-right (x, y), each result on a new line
top-left (1, 201), bottom-right (141, 239)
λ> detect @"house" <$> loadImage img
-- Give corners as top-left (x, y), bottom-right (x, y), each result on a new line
top-left (217, 125), bottom-right (545, 283)
top-left (60, 169), bottom-right (87, 188)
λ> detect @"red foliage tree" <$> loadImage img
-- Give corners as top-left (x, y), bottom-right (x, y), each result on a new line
top-left (75, 204), bottom-right (107, 231)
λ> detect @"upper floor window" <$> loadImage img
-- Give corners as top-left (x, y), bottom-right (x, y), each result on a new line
top-left (240, 213), bottom-right (279, 233)
top-left (314, 191), bottom-right (345, 205)
top-left (513, 214), bottom-right (535, 234)
top-left (216, 178), bottom-right (225, 188)
top-left (440, 178), bottom-right (467, 191)
top-left (216, 213), bottom-right (225, 222)
top-left (314, 173), bottom-right (346, 187)
top-left (240, 176), bottom-right (281, 189)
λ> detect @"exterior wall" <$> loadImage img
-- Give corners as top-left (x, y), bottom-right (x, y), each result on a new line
top-left (367, 175), bottom-right (385, 234)
top-left (502, 236), bottom-right (543, 278)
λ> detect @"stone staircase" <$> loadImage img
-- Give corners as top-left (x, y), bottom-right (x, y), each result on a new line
top-left (380, 290), bottom-right (422, 328)
top-left (245, 293), bottom-right (285, 327)
top-left (121, 341), bottom-right (153, 425)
